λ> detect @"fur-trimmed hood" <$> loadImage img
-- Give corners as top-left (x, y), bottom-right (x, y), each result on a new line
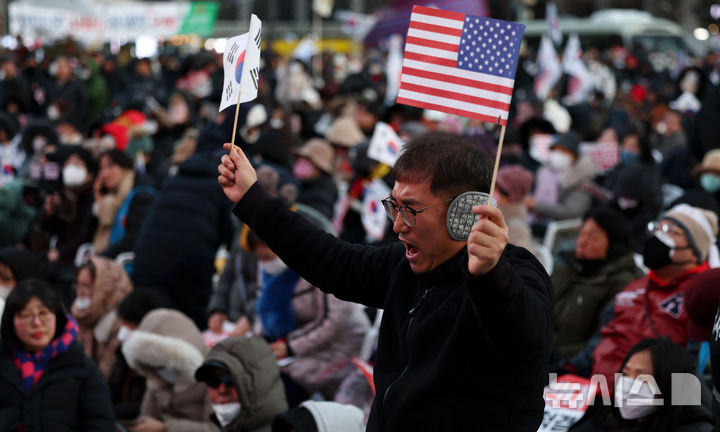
top-left (200, 337), bottom-right (288, 431)
top-left (122, 308), bottom-right (207, 384)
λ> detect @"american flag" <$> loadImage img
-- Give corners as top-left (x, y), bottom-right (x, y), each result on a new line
top-left (397, 6), bottom-right (525, 126)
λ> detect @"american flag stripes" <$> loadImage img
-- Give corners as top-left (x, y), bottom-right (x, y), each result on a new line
top-left (396, 6), bottom-right (525, 126)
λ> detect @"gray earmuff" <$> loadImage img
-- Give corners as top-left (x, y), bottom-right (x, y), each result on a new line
top-left (446, 191), bottom-right (497, 241)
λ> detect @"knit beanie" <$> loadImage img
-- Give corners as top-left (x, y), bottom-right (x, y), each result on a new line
top-left (685, 268), bottom-right (720, 340)
top-left (662, 204), bottom-right (719, 263)
top-left (585, 207), bottom-right (631, 260)
top-left (495, 165), bottom-right (534, 203)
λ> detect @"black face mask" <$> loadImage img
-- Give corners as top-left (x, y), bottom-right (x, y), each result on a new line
top-left (642, 235), bottom-right (694, 270)
top-left (642, 236), bottom-right (673, 270)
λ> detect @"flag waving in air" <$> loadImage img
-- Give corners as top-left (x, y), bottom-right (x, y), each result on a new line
top-left (396, 6), bottom-right (525, 126)
top-left (368, 121), bottom-right (404, 167)
top-left (562, 34), bottom-right (591, 105)
top-left (534, 35), bottom-right (562, 101)
top-left (219, 14), bottom-right (262, 112)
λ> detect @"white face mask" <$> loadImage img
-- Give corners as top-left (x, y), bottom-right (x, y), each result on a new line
top-left (155, 367), bottom-right (179, 383)
top-left (212, 402), bottom-right (242, 427)
top-left (33, 136), bottom-right (47, 153)
top-left (0, 284), bottom-right (12, 300)
top-left (548, 151), bottom-right (574, 171)
top-left (617, 375), bottom-right (661, 420)
top-left (117, 325), bottom-right (134, 343)
top-left (72, 296), bottom-right (92, 310)
top-left (47, 104), bottom-right (60, 121)
top-left (63, 165), bottom-right (87, 187)
top-left (260, 257), bottom-right (287, 276)
top-left (617, 197), bottom-right (639, 210)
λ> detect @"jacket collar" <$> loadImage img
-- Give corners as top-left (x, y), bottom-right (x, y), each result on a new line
top-left (422, 248), bottom-right (466, 286)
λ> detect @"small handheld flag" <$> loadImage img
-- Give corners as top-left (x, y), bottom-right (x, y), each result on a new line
top-left (562, 34), bottom-right (591, 105)
top-left (219, 14), bottom-right (262, 113)
top-left (361, 179), bottom-right (391, 242)
top-left (534, 35), bottom-right (562, 101)
top-left (367, 122), bottom-right (404, 168)
top-left (220, 14), bottom-right (262, 147)
top-left (395, 5), bottom-right (526, 200)
top-left (396, 6), bottom-right (525, 127)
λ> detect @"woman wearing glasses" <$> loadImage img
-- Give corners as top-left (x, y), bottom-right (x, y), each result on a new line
top-left (0, 278), bottom-right (115, 431)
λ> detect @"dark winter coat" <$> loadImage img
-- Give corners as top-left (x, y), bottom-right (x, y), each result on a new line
top-left (233, 183), bottom-right (554, 432)
top-left (133, 153), bottom-right (234, 328)
top-left (297, 175), bottom-right (338, 220)
top-left (553, 251), bottom-right (642, 359)
top-left (0, 342), bottom-right (115, 431)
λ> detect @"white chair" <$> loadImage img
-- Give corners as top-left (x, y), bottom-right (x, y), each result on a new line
top-left (533, 243), bottom-right (554, 276)
top-left (542, 218), bottom-right (583, 254)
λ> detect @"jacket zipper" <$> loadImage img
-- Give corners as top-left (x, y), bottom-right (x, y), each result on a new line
top-left (381, 285), bottom-right (434, 417)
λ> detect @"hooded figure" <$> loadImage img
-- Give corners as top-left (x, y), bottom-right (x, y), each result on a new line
top-left (71, 256), bottom-right (133, 378)
top-left (552, 208), bottom-right (643, 358)
top-left (0, 246), bottom-right (42, 299)
top-left (195, 337), bottom-right (288, 432)
top-left (122, 308), bottom-right (213, 431)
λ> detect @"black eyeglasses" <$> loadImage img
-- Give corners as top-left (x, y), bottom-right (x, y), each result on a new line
top-left (381, 197), bottom-right (453, 227)
top-left (205, 373), bottom-right (234, 389)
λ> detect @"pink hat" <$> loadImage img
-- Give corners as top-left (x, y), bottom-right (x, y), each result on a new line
top-left (495, 165), bottom-right (534, 203)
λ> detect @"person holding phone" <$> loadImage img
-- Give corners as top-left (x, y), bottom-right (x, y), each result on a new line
top-left (92, 149), bottom-right (154, 258)
top-left (218, 131), bottom-right (554, 431)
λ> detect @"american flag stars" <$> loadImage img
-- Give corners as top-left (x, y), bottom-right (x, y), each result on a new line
top-left (397, 6), bottom-right (525, 125)
top-left (457, 15), bottom-right (523, 79)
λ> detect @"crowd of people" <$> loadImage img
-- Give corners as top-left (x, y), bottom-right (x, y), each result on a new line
top-left (0, 28), bottom-right (719, 431)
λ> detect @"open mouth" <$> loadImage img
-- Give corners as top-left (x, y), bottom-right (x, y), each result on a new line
top-left (404, 242), bottom-right (420, 261)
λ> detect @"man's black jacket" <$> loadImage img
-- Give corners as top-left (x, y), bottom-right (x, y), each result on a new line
top-left (234, 183), bottom-right (554, 431)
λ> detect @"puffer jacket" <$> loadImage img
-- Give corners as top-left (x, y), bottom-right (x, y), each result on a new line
top-left (0, 342), bottom-right (115, 431)
top-left (122, 308), bottom-right (212, 432)
top-left (553, 251), bottom-right (642, 358)
top-left (273, 279), bottom-right (371, 397)
top-left (204, 337), bottom-right (287, 432)
top-left (592, 265), bottom-right (710, 385)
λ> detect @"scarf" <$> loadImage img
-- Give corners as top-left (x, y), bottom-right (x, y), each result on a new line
top-left (11, 314), bottom-right (78, 393)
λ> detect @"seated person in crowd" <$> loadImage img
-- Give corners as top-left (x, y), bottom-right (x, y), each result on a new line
top-left (494, 164), bottom-right (536, 254)
top-left (194, 336), bottom-right (288, 431)
top-left (526, 131), bottom-right (596, 225)
top-left (553, 208), bottom-right (643, 359)
top-left (121, 308), bottom-right (213, 432)
top-left (685, 268), bottom-right (720, 429)
top-left (72, 256), bottom-right (133, 379)
top-left (0, 279), bottom-right (115, 431)
top-left (92, 149), bottom-right (154, 258)
top-left (292, 139), bottom-right (338, 221)
top-left (248, 232), bottom-right (371, 405)
top-left (569, 337), bottom-right (713, 432)
top-left (0, 246), bottom-right (41, 300)
top-left (112, 289), bottom-right (170, 421)
top-left (206, 164), bottom-right (291, 338)
top-left (561, 204), bottom-right (718, 390)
